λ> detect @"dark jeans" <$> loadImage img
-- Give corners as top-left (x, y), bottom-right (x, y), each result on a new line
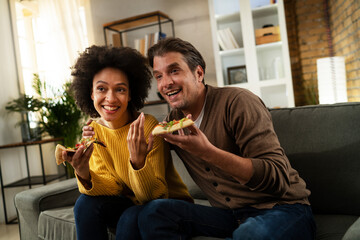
top-left (130, 199), bottom-right (316, 240)
top-left (73, 194), bottom-right (134, 240)
top-left (74, 195), bottom-right (316, 240)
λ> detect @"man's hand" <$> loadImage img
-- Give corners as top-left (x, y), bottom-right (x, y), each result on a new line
top-left (160, 115), bottom-right (254, 184)
top-left (82, 119), bottom-right (95, 139)
top-left (127, 112), bottom-right (153, 169)
top-left (159, 115), bottom-right (214, 161)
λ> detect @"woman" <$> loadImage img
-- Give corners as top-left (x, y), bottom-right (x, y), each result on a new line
top-left (63, 45), bottom-right (193, 240)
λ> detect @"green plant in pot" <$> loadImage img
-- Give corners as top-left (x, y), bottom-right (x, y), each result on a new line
top-left (6, 74), bottom-right (85, 177)
top-left (5, 94), bottom-right (44, 142)
top-left (38, 82), bottom-right (84, 147)
top-left (34, 75), bottom-right (85, 178)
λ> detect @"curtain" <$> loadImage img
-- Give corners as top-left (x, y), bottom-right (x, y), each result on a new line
top-left (37, 0), bottom-right (87, 93)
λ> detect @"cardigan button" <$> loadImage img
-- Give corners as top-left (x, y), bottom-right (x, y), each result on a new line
top-left (225, 197), bottom-right (231, 202)
top-left (205, 167), bottom-right (210, 172)
top-left (213, 182), bottom-right (218, 187)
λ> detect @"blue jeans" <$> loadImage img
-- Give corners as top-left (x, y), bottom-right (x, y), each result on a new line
top-left (73, 194), bottom-right (134, 240)
top-left (134, 199), bottom-right (316, 240)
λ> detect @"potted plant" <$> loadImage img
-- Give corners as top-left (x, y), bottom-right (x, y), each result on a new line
top-left (34, 75), bottom-right (85, 177)
top-left (6, 74), bottom-right (85, 177)
top-left (34, 79), bottom-right (85, 148)
top-left (5, 94), bottom-right (44, 142)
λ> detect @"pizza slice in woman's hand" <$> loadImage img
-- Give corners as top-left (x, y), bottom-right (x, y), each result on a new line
top-left (55, 137), bottom-right (106, 165)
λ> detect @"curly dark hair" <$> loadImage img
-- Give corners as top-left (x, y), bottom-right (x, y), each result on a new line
top-left (147, 37), bottom-right (206, 83)
top-left (71, 45), bottom-right (152, 118)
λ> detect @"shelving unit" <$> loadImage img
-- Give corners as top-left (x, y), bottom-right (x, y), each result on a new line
top-left (103, 11), bottom-right (174, 56)
top-left (208, 0), bottom-right (294, 108)
top-left (0, 138), bottom-right (67, 224)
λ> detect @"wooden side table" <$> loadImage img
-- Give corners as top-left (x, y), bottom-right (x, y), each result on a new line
top-left (0, 138), bottom-right (67, 224)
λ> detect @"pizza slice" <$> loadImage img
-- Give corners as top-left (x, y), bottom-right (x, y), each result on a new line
top-left (55, 137), bottom-right (106, 165)
top-left (152, 117), bottom-right (194, 136)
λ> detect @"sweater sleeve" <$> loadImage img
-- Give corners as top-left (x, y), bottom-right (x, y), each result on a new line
top-left (77, 137), bottom-right (124, 196)
top-left (229, 91), bottom-right (291, 196)
top-left (127, 117), bottom-right (170, 204)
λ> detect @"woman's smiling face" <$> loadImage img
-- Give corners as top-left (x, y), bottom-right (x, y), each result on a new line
top-left (91, 67), bottom-right (131, 129)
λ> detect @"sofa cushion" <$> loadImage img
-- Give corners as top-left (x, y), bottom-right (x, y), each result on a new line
top-left (343, 217), bottom-right (360, 240)
top-left (38, 207), bottom-right (76, 240)
top-left (270, 103), bottom-right (360, 215)
top-left (314, 214), bottom-right (358, 240)
top-left (38, 204), bottom-right (221, 240)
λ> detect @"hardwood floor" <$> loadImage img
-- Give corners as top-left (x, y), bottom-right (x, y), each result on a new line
top-left (0, 223), bottom-right (20, 240)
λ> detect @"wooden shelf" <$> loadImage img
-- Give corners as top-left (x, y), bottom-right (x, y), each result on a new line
top-left (103, 11), bottom-right (171, 32)
top-left (103, 11), bottom-right (174, 56)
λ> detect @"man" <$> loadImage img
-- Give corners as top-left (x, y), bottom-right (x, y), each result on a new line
top-left (136, 38), bottom-right (315, 240)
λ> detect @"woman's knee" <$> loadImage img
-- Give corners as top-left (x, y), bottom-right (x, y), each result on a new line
top-left (116, 205), bottom-right (144, 240)
top-left (74, 194), bottom-right (101, 219)
top-left (117, 205), bottom-right (144, 227)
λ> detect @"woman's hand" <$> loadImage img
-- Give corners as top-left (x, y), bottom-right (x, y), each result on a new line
top-left (127, 113), bottom-right (153, 169)
top-left (62, 144), bottom-right (94, 180)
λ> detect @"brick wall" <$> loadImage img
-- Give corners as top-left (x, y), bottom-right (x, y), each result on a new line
top-left (284, 0), bottom-right (360, 105)
top-left (330, 0), bottom-right (360, 102)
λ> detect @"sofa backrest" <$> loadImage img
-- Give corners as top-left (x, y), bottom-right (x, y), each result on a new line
top-left (270, 102), bottom-right (360, 215)
top-left (171, 151), bottom-right (206, 199)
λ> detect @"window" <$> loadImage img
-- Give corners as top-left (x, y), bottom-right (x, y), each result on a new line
top-left (11, 0), bottom-right (88, 97)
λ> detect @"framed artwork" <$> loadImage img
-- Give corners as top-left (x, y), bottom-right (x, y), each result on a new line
top-left (227, 65), bottom-right (247, 84)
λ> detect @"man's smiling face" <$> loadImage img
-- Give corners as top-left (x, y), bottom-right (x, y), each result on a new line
top-left (153, 52), bottom-right (204, 112)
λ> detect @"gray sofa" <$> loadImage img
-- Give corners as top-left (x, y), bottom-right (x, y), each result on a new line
top-left (15, 102), bottom-right (360, 240)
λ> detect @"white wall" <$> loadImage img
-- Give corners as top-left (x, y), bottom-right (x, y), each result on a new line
top-left (0, 0), bottom-right (28, 223)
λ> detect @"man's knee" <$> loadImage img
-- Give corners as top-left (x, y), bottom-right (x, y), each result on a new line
top-left (138, 199), bottom-right (180, 227)
top-left (232, 220), bottom-right (269, 240)
top-left (139, 199), bottom-right (170, 217)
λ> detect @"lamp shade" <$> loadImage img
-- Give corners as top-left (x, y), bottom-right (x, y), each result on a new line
top-left (317, 56), bottom-right (347, 104)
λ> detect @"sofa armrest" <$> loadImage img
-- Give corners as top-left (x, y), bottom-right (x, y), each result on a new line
top-left (14, 178), bottom-right (80, 240)
top-left (343, 217), bottom-right (360, 240)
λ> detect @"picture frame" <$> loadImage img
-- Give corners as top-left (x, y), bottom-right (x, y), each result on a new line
top-left (227, 65), bottom-right (247, 84)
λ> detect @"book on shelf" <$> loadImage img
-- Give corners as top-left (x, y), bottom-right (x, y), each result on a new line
top-left (112, 32), bottom-right (128, 47)
top-left (134, 31), bottom-right (167, 56)
top-left (112, 34), bottom-right (121, 47)
top-left (225, 28), bottom-right (240, 49)
top-left (217, 28), bottom-right (240, 51)
top-left (122, 33), bottom-right (128, 47)
top-left (139, 38), bottom-right (146, 55)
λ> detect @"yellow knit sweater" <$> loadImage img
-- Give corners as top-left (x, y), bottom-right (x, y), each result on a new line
top-left (77, 114), bottom-right (193, 204)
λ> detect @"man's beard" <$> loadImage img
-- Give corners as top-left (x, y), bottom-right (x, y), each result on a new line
top-left (171, 99), bottom-right (189, 111)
